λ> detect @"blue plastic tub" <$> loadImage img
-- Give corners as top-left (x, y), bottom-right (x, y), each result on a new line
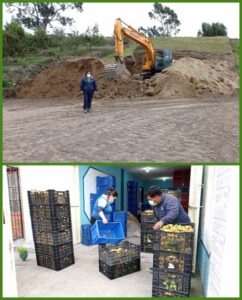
top-left (105, 212), bottom-right (113, 222)
top-left (90, 193), bottom-right (99, 215)
top-left (91, 221), bottom-right (125, 245)
top-left (81, 224), bottom-right (93, 246)
top-left (113, 211), bottom-right (127, 237)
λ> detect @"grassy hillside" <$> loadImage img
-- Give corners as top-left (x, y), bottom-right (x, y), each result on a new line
top-left (103, 36), bottom-right (233, 62)
top-left (230, 39), bottom-right (239, 71)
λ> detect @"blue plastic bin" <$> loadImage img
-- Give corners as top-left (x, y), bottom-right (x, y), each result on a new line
top-left (96, 176), bottom-right (116, 187)
top-left (90, 193), bottom-right (99, 215)
top-left (91, 221), bottom-right (125, 245)
top-left (81, 224), bottom-right (93, 246)
top-left (113, 211), bottom-right (127, 237)
top-left (105, 212), bottom-right (113, 222)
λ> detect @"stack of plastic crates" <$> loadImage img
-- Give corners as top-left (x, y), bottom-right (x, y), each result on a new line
top-left (96, 176), bottom-right (116, 194)
top-left (28, 190), bottom-right (75, 271)
top-left (81, 224), bottom-right (93, 246)
top-left (127, 181), bottom-right (138, 216)
top-left (140, 210), bottom-right (157, 253)
top-left (113, 211), bottom-right (127, 237)
top-left (99, 241), bottom-right (141, 279)
top-left (152, 224), bottom-right (194, 297)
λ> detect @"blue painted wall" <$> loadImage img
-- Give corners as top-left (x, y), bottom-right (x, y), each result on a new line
top-left (79, 166), bottom-right (92, 225)
top-left (197, 240), bottom-right (210, 296)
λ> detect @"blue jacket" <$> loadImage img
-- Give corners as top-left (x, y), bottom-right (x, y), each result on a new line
top-left (80, 76), bottom-right (97, 92)
top-left (153, 193), bottom-right (191, 224)
top-left (92, 194), bottom-right (113, 220)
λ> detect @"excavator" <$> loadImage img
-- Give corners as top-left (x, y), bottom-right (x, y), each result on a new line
top-left (104, 18), bottom-right (173, 80)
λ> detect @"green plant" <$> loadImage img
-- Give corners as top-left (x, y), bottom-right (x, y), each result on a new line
top-left (18, 247), bottom-right (28, 261)
top-left (3, 79), bottom-right (13, 88)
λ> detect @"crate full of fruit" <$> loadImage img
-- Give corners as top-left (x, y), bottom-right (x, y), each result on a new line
top-left (153, 224), bottom-right (194, 254)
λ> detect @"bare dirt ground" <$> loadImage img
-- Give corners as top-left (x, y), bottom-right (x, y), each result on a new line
top-left (3, 93), bottom-right (239, 162)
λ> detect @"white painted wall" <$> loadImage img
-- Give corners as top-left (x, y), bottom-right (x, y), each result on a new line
top-left (203, 166), bottom-right (239, 297)
top-left (83, 168), bottom-right (108, 219)
top-left (3, 166), bottom-right (18, 297)
top-left (188, 165), bottom-right (203, 273)
top-left (17, 166), bottom-right (80, 246)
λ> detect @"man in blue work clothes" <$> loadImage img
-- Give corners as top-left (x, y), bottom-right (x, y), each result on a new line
top-left (146, 186), bottom-right (191, 230)
top-left (80, 71), bottom-right (97, 113)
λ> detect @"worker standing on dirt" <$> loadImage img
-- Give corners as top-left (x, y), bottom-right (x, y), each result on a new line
top-left (80, 71), bottom-right (97, 113)
top-left (90, 187), bottom-right (118, 224)
top-left (146, 186), bottom-right (191, 230)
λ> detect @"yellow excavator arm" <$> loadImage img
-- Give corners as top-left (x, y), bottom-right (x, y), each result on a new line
top-left (114, 18), bottom-right (156, 72)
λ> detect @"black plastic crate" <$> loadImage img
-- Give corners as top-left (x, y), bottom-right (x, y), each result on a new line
top-left (99, 241), bottom-right (140, 266)
top-left (35, 242), bottom-right (74, 258)
top-left (141, 222), bottom-right (154, 230)
top-left (152, 268), bottom-right (191, 294)
top-left (153, 251), bottom-right (192, 274)
top-left (141, 244), bottom-right (153, 253)
top-left (99, 258), bottom-right (140, 280)
top-left (152, 287), bottom-right (188, 297)
top-left (153, 229), bottom-right (194, 254)
top-left (28, 190), bottom-right (70, 205)
top-left (36, 253), bottom-right (75, 271)
top-left (31, 217), bottom-right (71, 232)
top-left (141, 228), bottom-right (154, 253)
top-left (29, 203), bottom-right (71, 219)
top-left (141, 211), bottom-right (157, 223)
top-left (33, 230), bottom-right (72, 245)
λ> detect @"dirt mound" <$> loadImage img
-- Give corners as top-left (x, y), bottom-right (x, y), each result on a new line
top-left (15, 57), bottom-right (141, 99)
top-left (15, 57), bottom-right (105, 99)
top-left (15, 56), bottom-right (238, 100)
top-left (144, 57), bottom-right (238, 98)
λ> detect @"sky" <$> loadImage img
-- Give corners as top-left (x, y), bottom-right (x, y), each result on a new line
top-left (3, 2), bottom-right (240, 38)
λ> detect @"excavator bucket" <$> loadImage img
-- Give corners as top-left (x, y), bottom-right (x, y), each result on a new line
top-left (104, 63), bottom-right (130, 80)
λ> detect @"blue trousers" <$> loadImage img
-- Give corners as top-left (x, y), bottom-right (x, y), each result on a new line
top-left (83, 91), bottom-right (94, 110)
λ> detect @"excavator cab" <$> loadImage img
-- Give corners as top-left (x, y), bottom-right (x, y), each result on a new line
top-left (154, 49), bottom-right (173, 73)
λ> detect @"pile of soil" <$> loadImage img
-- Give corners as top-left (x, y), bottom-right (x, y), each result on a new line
top-left (15, 57), bottom-right (105, 99)
top-left (15, 57), bottom-right (142, 99)
top-left (144, 57), bottom-right (239, 98)
top-left (15, 55), bottom-right (238, 100)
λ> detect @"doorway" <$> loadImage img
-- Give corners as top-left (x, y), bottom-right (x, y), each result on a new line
top-left (6, 167), bottom-right (24, 240)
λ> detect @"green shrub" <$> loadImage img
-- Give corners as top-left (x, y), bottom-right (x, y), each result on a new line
top-left (3, 79), bottom-right (13, 88)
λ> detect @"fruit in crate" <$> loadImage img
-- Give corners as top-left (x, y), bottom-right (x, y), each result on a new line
top-left (110, 248), bottom-right (128, 253)
top-left (161, 224), bottom-right (193, 232)
top-left (144, 210), bottom-right (154, 215)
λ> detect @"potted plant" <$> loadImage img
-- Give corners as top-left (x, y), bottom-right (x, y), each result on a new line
top-left (18, 247), bottom-right (28, 261)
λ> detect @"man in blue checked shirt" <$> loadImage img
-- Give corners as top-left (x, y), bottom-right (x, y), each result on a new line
top-left (145, 186), bottom-right (191, 230)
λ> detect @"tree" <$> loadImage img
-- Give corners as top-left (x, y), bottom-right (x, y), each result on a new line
top-left (5, 3), bottom-right (83, 32)
top-left (148, 3), bottom-right (181, 37)
top-left (3, 20), bottom-right (26, 57)
top-left (83, 24), bottom-right (105, 51)
top-left (139, 25), bottom-right (163, 38)
top-left (197, 22), bottom-right (227, 37)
